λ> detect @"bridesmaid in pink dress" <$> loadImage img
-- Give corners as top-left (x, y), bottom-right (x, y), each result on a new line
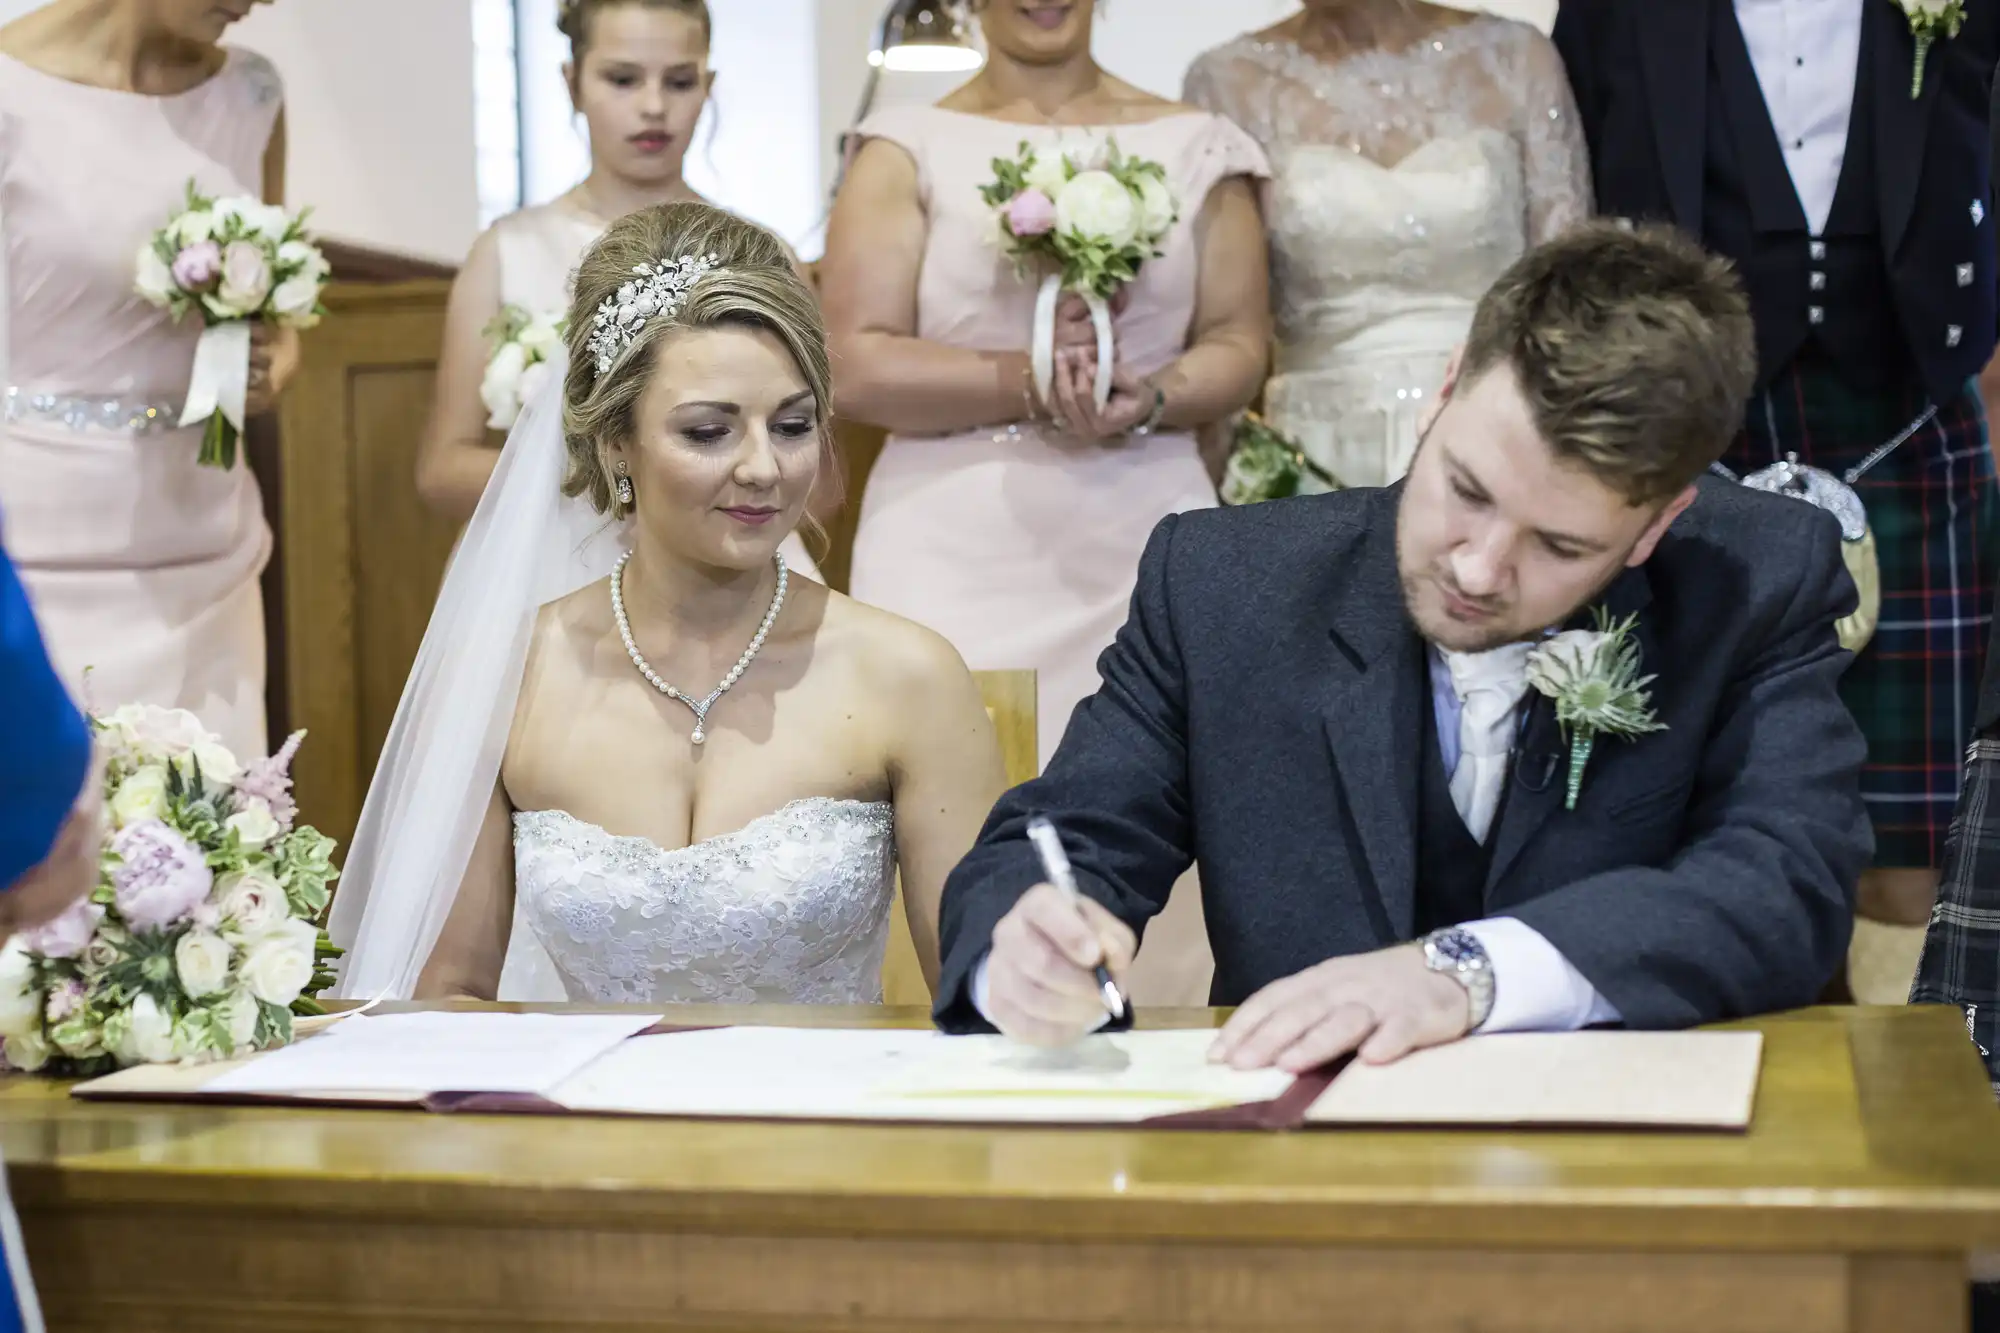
top-left (0, 0), bottom-right (294, 760)
top-left (822, 0), bottom-right (1271, 1003)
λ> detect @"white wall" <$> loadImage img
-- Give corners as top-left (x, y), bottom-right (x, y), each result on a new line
top-left (0, 0), bottom-right (482, 262)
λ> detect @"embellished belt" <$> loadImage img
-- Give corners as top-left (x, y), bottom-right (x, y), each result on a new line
top-left (5, 387), bottom-right (182, 434)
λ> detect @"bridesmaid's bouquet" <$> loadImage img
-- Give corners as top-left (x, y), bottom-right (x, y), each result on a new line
top-left (980, 136), bottom-right (1178, 411)
top-left (480, 304), bottom-right (566, 430)
top-left (0, 706), bottom-right (342, 1077)
top-left (1220, 413), bottom-right (1339, 506)
top-left (134, 181), bottom-right (331, 470)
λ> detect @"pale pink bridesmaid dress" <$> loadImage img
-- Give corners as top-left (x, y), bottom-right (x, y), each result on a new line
top-left (0, 47), bottom-right (282, 759)
top-left (845, 106), bottom-right (1269, 1004)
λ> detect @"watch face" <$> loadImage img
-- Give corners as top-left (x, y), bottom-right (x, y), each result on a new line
top-left (1432, 930), bottom-right (1481, 967)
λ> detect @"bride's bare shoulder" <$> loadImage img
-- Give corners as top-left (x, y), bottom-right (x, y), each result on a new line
top-left (817, 589), bottom-right (982, 704)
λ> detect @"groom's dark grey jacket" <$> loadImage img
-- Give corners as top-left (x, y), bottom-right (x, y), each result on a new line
top-left (935, 482), bottom-right (1869, 1032)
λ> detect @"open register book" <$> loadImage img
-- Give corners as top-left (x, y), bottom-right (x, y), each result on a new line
top-left (71, 1013), bottom-right (1766, 1132)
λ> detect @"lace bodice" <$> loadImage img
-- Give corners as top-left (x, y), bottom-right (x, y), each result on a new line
top-left (1186, 19), bottom-right (1593, 486)
top-left (513, 798), bottom-right (897, 1004)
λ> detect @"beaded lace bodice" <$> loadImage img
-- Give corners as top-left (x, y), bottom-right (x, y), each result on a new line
top-left (513, 798), bottom-right (897, 1004)
top-left (1185, 18), bottom-right (1592, 485)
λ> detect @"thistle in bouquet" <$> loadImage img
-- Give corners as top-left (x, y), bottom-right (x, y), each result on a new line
top-left (135, 180), bottom-right (331, 470)
top-left (0, 708), bottom-right (344, 1076)
top-left (1220, 412), bottom-right (1341, 506)
top-left (480, 304), bottom-right (567, 430)
top-left (981, 136), bottom-right (1178, 413)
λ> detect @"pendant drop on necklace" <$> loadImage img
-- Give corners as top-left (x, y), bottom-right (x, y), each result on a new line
top-left (612, 550), bottom-right (788, 747)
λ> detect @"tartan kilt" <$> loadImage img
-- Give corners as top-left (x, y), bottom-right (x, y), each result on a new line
top-left (1723, 353), bottom-right (1999, 869)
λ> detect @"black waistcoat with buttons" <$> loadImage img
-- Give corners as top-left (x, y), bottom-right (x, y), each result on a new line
top-left (1701, 0), bottom-right (1909, 393)
top-left (1413, 663), bottom-right (1496, 938)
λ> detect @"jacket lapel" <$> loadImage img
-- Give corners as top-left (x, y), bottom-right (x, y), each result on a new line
top-left (1485, 565), bottom-right (1656, 897)
top-left (1319, 497), bottom-right (1423, 942)
top-left (1636, 0), bottom-right (1710, 232)
top-left (1870, 0), bottom-right (1942, 259)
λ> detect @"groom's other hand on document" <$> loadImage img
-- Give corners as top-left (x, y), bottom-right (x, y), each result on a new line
top-left (985, 884), bottom-right (1136, 1046)
top-left (1210, 945), bottom-right (1470, 1073)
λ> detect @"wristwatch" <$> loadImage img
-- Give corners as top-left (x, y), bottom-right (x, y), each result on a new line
top-left (1130, 383), bottom-right (1168, 437)
top-left (1421, 927), bottom-right (1495, 1031)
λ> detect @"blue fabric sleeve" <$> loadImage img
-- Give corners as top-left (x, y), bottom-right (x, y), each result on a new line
top-left (0, 545), bottom-right (90, 887)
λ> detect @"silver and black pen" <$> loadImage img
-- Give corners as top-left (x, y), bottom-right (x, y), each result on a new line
top-left (1024, 815), bottom-right (1129, 1021)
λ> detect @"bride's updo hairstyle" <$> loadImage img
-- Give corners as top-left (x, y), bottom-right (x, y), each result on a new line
top-left (560, 202), bottom-right (835, 518)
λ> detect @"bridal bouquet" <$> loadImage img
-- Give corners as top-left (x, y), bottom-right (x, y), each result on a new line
top-left (135, 181), bottom-right (331, 470)
top-left (980, 136), bottom-right (1178, 410)
top-left (1220, 413), bottom-right (1340, 505)
top-left (0, 707), bottom-right (342, 1076)
top-left (480, 304), bottom-right (566, 430)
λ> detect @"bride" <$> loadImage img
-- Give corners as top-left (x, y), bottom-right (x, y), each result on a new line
top-left (329, 203), bottom-right (1006, 1002)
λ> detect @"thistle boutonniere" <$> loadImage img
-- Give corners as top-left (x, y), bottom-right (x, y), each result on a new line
top-left (1525, 610), bottom-right (1666, 811)
top-left (1894, 0), bottom-right (1965, 99)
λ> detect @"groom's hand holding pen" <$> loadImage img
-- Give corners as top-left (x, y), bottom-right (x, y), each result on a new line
top-left (982, 818), bottom-right (1137, 1048)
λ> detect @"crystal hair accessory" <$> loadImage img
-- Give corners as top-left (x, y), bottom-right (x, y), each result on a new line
top-left (586, 251), bottom-right (725, 376)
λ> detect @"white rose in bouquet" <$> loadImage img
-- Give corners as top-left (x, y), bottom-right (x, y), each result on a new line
top-left (1055, 171), bottom-right (1140, 247)
top-left (135, 245), bottom-right (178, 305)
top-left (215, 868), bottom-right (288, 938)
top-left (269, 273), bottom-right (323, 329)
top-left (481, 340), bottom-right (531, 430)
top-left (109, 764), bottom-right (172, 829)
top-left (4, 1031), bottom-right (50, 1074)
top-left (105, 703), bottom-right (210, 760)
top-left (173, 739), bottom-right (241, 787)
top-left (518, 314), bottom-right (564, 361)
top-left (1024, 148), bottom-right (1072, 201)
top-left (173, 208), bottom-right (215, 247)
top-left (224, 798), bottom-right (281, 850)
top-left (174, 930), bottom-right (233, 998)
top-left (278, 239), bottom-right (328, 278)
top-left (218, 988), bottom-right (261, 1050)
top-left (240, 918), bottom-right (319, 1006)
top-left (1135, 175), bottom-right (1176, 242)
top-left (0, 942), bottom-right (41, 1040)
top-left (116, 993), bottom-right (177, 1066)
top-left (248, 203), bottom-right (292, 244)
top-left (214, 239), bottom-right (273, 317)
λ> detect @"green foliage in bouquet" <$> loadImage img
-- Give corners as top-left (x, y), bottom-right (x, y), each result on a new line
top-left (1219, 412), bottom-right (1340, 506)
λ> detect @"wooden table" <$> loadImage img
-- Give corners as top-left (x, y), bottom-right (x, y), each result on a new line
top-left (3, 1004), bottom-right (1998, 1332)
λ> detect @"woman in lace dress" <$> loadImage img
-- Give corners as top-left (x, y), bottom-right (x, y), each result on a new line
top-left (329, 204), bottom-right (1005, 1003)
top-left (0, 0), bottom-right (296, 759)
top-left (1187, 0), bottom-right (1590, 487)
top-left (823, 0), bottom-right (1271, 1006)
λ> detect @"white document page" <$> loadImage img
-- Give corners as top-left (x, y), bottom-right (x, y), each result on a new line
top-left (553, 1027), bottom-right (1296, 1123)
top-left (1306, 1030), bottom-right (1765, 1129)
top-left (205, 1011), bottom-right (664, 1097)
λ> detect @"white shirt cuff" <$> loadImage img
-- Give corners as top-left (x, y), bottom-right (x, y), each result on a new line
top-left (968, 950), bottom-right (1111, 1032)
top-left (1460, 917), bottom-right (1622, 1033)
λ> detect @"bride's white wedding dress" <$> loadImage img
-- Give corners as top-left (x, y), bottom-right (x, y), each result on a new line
top-left (514, 799), bottom-right (894, 1003)
top-left (327, 351), bottom-right (886, 1004)
top-left (1186, 17), bottom-right (1591, 487)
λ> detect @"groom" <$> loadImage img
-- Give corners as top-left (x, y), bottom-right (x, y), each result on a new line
top-left (933, 223), bottom-right (1871, 1067)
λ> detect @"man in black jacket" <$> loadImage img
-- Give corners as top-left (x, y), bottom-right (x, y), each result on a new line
top-left (934, 224), bottom-right (1869, 1068)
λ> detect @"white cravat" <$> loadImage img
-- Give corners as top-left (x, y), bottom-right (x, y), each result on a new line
top-left (1442, 643), bottom-right (1535, 844)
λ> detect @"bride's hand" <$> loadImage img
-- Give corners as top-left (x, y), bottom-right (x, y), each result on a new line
top-left (1048, 348), bottom-right (1157, 442)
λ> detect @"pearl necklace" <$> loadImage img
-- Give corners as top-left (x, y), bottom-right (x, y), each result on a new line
top-left (611, 550), bottom-right (788, 745)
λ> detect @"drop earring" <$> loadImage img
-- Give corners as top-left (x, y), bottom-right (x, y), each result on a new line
top-left (615, 459), bottom-right (634, 507)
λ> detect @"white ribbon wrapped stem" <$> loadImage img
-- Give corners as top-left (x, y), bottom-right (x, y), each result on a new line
top-left (1030, 275), bottom-right (1118, 415)
top-left (179, 320), bottom-right (251, 435)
